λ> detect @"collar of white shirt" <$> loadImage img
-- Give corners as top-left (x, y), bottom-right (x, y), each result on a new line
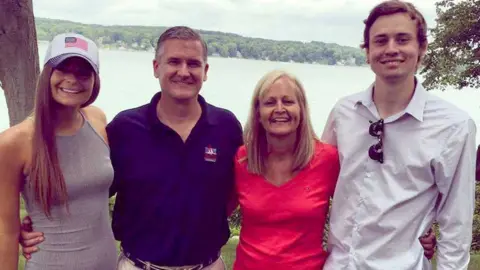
top-left (352, 77), bottom-right (428, 122)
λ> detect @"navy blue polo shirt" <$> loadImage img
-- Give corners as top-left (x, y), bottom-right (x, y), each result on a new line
top-left (106, 92), bottom-right (243, 266)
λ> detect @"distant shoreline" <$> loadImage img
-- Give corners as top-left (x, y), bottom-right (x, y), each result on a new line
top-left (36, 40), bottom-right (368, 67)
top-left (35, 17), bottom-right (367, 67)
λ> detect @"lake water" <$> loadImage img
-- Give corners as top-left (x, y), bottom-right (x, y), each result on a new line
top-left (1, 42), bottom-right (480, 143)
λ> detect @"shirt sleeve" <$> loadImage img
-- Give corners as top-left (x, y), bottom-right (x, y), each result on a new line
top-left (321, 107), bottom-right (338, 147)
top-left (106, 121), bottom-right (120, 198)
top-left (105, 117), bottom-right (126, 241)
top-left (433, 118), bottom-right (476, 270)
top-left (227, 159), bottom-right (240, 217)
top-left (227, 117), bottom-right (243, 217)
top-left (476, 144), bottom-right (480, 181)
top-left (233, 117), bottom-right (244, 149)
top-left (328, 147), bottom-right (341, 198)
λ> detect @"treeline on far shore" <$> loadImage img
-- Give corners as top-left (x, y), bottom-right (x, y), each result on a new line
top-left (35, 17), bottom-right (367, 66)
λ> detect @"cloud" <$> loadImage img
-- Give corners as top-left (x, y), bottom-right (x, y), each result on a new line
top-left (32, 0), bottom-right (439, 47)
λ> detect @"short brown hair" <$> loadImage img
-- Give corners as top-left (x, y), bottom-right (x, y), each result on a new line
top-left (155, 26), bottom-right (208, 61)
top-left (361, 0), bottom-right (427, 49)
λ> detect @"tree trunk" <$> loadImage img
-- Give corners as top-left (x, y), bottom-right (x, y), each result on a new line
top-left (0, 0), bottom-right (39, 127)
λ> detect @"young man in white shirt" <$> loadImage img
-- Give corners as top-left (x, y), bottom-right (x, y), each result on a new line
top-left (322, 1), bottom-right (476, 269)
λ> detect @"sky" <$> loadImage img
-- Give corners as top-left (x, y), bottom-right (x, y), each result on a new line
top-left (32, 0), bottom-right (440, 48)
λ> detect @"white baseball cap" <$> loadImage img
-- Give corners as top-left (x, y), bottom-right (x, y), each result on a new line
top-left (44, 33), bottom-right (99, 74)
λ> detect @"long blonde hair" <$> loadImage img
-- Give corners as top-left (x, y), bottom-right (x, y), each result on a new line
top-left (242, 70), bottom-right (317, 175)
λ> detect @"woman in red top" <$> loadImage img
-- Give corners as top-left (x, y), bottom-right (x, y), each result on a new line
top-left (229, 70), bottom-right (436, 270)
top-left (231, 70), bottom-right (339, 270)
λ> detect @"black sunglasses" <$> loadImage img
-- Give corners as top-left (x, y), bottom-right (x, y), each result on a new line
top-left (368, 119), bottom-right (384, 163)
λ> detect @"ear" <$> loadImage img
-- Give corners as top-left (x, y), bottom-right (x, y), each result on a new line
top-left (153, 59), bottom-right (159, 79)
top-left (203, 63), bottom-right (209, 82)
top-left (365, 47), bottom-right (370, 64)
top-left (419, 42), bottom-right (428, 63)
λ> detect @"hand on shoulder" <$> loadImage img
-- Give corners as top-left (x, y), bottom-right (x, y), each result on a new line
top-left (235, 145), bottom-right (247, 164)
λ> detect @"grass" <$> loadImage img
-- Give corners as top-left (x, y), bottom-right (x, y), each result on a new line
top-left (468, 255), bottom-right (480, 270)
top-left (17, 238), bottom-right (239, 270)
top-left (15, 200), bottom-right (480, 270)
top-left (221, 237), bottom-right (239, 269)
top-left (17, 238), bottom-right (480, 270)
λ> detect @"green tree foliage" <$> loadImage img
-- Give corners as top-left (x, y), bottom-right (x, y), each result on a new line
top-left (421, 0), bottom-right (480, 90)
top-left (35, 18), bottom-right (366, 66)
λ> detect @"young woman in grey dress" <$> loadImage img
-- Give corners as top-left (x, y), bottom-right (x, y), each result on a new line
top-left (0, 33), bottom-right (117, 270)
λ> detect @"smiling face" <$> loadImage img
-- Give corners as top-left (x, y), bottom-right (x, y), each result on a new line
top-left (153, 39), bottom-right (209, 101)
top-left (366, 13), bottom-right (426, 82)
top-left (258, 76), bottom-right (301, 137)
top-left (50, 57), bottom-right (95, 108)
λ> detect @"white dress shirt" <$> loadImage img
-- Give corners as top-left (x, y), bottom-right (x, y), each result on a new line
top-left (321, 80), bottom-right (476, 270)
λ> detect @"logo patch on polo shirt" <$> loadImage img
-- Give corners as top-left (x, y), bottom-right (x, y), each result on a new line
top-left (204, 145), bottom-right (217, 162)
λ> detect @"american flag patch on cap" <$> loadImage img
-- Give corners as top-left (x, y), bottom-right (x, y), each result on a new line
top-left (65, 36), bottom-right (88, 51)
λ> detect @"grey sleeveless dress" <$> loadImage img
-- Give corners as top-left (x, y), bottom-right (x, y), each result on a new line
top-left (21, 115), bottom-right (117, 270)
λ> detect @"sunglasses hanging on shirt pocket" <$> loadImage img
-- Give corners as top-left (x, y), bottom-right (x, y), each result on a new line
top-left (368, 119), bottom-right (384, 163)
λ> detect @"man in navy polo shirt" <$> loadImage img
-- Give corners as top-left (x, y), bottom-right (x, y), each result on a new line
top-left (108, 26), bottom-right (243, 270)
top-left (19, 26), bottom-right (243, 270)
